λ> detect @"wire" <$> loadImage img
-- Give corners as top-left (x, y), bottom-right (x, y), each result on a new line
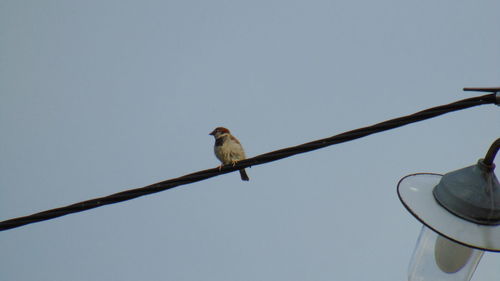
top-left (0, 93), bottom-right (497, 231)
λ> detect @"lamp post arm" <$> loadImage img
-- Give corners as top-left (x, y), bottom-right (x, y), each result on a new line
top-left (483, 138), bottom-right (500, 167)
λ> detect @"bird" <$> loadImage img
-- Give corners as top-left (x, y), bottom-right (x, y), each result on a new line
top-left (209, 127), bottom-right (249, 181)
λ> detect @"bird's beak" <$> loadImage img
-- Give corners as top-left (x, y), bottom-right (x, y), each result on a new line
top-left (209, 130), bottom-right (215, 136)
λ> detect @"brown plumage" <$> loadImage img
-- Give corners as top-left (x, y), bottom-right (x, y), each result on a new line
top-left (209, 127), bottom-right (249, 181)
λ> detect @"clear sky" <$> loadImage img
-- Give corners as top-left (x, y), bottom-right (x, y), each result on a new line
top-left (1, 1), bottom-right (499, 281)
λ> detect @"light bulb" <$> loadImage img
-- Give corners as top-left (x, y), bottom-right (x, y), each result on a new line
top-left (408, 226), bottom-right (483, 281)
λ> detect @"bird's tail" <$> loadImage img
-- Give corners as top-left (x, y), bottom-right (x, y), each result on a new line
top-left (239, 169), bottom-right (250, 181)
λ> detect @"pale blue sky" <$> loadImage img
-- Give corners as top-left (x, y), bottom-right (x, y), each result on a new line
top-left (1, 1), bottom-right (499, 281)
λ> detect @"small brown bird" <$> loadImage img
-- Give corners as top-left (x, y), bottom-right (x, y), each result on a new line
top-left (209, 127), bottom-right (249, 181)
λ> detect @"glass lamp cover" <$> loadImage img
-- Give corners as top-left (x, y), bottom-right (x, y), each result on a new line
top-left (408, 226), bottom-right (483, 281)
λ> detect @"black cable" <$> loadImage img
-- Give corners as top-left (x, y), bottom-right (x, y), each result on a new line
top-left (0, 93), bottom-right (497, 231)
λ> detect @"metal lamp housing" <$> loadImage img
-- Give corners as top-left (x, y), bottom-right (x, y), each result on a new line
top-left (398, 172), bottom-right (500, 252)
top-left (433, 160), bottom-right (500, 225)
top-left (398, 170), bottom-right (500, 281)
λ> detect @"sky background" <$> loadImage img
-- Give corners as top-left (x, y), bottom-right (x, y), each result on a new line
top-left (1, 1), bottom-right (499, 281)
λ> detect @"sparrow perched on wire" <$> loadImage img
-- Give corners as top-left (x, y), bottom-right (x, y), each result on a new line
top-left (209, 127), bottom-right (249, 181)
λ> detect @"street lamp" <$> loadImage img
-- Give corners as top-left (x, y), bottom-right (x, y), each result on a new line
top-left (397, 138), bottom-right (500, 281)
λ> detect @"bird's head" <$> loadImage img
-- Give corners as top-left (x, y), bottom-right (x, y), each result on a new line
top-left (209, 127), bottom-right (230, 138)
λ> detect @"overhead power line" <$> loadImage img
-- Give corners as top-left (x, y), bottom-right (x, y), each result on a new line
top-left (0, 92), bottom-right (498, 232)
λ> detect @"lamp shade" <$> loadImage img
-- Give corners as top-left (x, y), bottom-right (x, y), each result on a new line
top-left (397, 173), bottom-right (500, 251)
